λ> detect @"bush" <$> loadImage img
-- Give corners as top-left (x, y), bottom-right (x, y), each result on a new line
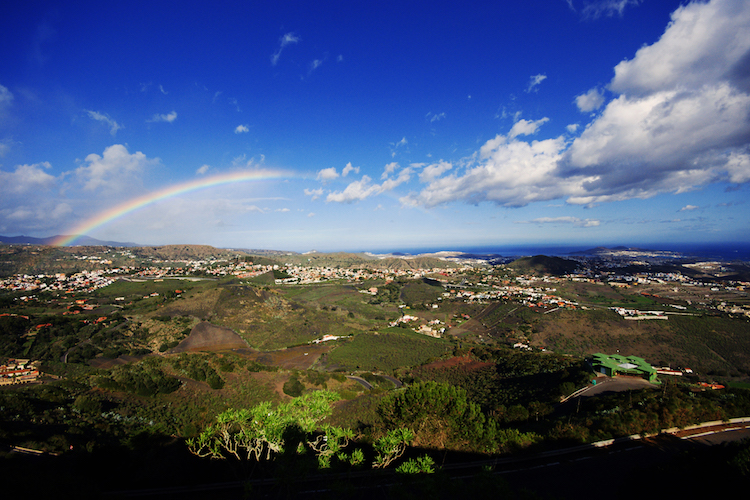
top-left (283, 376), bottom-right (305, 397)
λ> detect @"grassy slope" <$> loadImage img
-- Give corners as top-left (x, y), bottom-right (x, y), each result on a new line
top-left (323, 329), bottom-right (452, 372)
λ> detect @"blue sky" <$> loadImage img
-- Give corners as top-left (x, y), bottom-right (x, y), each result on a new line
top-left (1, 0), bottom-right (749, 252)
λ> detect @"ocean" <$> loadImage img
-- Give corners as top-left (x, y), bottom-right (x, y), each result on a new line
top-left (372, 241), bottom-right (750, 261)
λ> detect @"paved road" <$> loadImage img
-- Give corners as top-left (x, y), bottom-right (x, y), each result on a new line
top-left (381, 375), bottom-right (403, 388)
top-left (346, 375), bottom-right (373, 390)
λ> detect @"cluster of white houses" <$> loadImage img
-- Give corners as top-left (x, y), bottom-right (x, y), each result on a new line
top-left (0, 359), bottom-right (40, 385)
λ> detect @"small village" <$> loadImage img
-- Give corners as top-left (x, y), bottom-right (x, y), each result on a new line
top-left (0, 358), bottom-right (40, 385)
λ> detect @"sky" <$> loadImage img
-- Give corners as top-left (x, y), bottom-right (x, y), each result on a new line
top-left (1, 0), bottom-right (749, 252)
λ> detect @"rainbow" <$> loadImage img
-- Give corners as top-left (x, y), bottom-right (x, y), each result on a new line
top-left (53, 169), bottom-right (289, 246)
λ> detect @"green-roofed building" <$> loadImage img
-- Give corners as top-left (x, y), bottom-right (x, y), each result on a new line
top-left (590, 353), bottom-right (659, 383)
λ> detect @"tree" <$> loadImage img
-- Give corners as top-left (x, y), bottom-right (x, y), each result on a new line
top-left (188, 390), bottom-right (417, 472)
top-left (378, 381), bottom-right (484, 450)
top-left (187, 391), bottom-right (340, 461)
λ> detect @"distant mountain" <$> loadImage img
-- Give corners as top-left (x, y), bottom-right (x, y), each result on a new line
top-left (0, 234), bottom-right (140, 247)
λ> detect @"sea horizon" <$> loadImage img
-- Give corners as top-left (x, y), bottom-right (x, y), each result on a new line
top-left (361, 241), bottom-right (750, 262)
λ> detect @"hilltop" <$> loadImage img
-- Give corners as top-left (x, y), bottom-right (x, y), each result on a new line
top-left (508, 255), bottom-right (580, 276)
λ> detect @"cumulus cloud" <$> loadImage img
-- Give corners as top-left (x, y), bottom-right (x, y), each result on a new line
top-left (328, 166), bottom-right (412, 203)
top-left (85, 110), bottom-right (122, 136)
top-left (196, 164), bottom-right (210, 175)
top-left (402, 0), bottom-right (750, 210)
top-left (271, 32), bottom-right (300, 65)
top-left (518, 216), bottom-right (601, 227)
top-left (402, 133), bottom-right (568, 208)
top-left (566, 124), bottom-right (579, 133)
top-left (419, 161), bottom-right (453, 183)
top-left (575, 88), bottom-right (605, 112)
top-left (342, 162), bottom-right (359, 176)
top-left (382, 162), bottom-right (399, 179)
top-left (147, 111), bottom-right (177, 123)
top-left (508, 117), bottom-right (550, 138)
top-left (235, 124), bottom-right (249, 134)
top-left (316, 167), bottom-right (339, 181)
top-left (526, 74), bottom-right (547, 93)
top-left (75, 144), bottom-right (160, 191)
top-left (0, 162), bottom-right (56, 194)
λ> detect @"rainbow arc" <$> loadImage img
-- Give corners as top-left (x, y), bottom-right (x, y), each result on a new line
top-left (53, 169), bottom-right (288, 246)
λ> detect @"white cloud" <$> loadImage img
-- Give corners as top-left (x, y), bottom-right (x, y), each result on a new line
top-left (526, 74), bottom-right (547, 93)
top-left (575, 88), bottom-right (605, 112)
top-left (382, 161), bottom-right (399, 179)
top-left (231, 153), bottom-right (265, 169)
top-left (309, 59), bottom-right (323, 73)
top-left (235, 124), bottom-right (249, 134)
top-left (427, 112), bottom-right (446, 122)
top-left (518, 216), bottom-right (601, 227)
top-left (271, 32), bottom-right (300, 65)
top-left (0, 162), bottom-right (55, 194)
top-left (582, 0), bottom-right (642, 19)
top-left (0, 137), bottom-right (13, 157)
top-left (147, 111), bottom-right (177, 123)
top-left (419, 161), bottom-right (453, 183)
top-left (342, 162), bottom-right (359, 176)
top-left (327, 176), bottom-right (376, 203)
top-left (0, 84), bottom-right (13, 106)
top-left (159, 84), bottom-right (168, 95)
top-left (390, 137), bottom-right (408, 157)
top-left (85, 110), bottom-right (122, 136)
top-left (508, 117), bottom-right (550, 138)
top-left (276, 208), bottom-right (290, 212)
top-left (304, 188), bottom-right (324, 200)
top-left (316, 167), bottom-right (339, 181)
top-left (679, 204), bottom-right (699, 211)
top-left (327, 168), bottom-right (412, 203)
top-left (403, 0), bottom-right (750, 210)
top-left (566, 123), bottom-right (579, 133)
top-left (402, 134), bottom-right (568, 208)
top-left (611, 0), bottom-right (750, 96)
top-left (75, 144), bottom-right (160, 191)
top-left (726, 151), bottom-right (750, 183)
top-left (196, 164), bottom-right (210, 175)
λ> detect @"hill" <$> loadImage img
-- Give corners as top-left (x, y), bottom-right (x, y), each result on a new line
top-left (275, 251), bottom-right (460, 270)
top-left (128, 244), bottom-right (249, 261)
top-left (508, 255), bottom-right (580, 276)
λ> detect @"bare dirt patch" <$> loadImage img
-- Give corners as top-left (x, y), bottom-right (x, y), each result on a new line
top-left (170, 321), bottom-right (248, 353)
top-left (89, 354), bottom-right (147, 369)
